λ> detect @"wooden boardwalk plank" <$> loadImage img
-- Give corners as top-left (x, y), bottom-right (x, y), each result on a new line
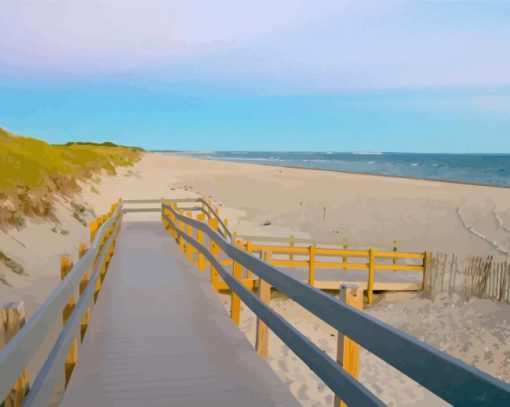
top-left (61, 221), bottom-right (298, 407)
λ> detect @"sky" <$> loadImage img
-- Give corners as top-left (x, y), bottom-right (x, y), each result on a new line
top-left (0, 1), bottom-right (509, 153)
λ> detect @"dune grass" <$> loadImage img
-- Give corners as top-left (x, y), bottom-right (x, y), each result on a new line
top-left (0, 127), bottom-right (143, 226)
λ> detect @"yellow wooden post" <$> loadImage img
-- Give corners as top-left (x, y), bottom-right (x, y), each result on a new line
top-left (197, 214), bottom-right (206, 271)
top-left (161, 205), bottom-right (167, 228)
top-left (230, 240), bottom-right (243, 326)
top-left (289, 235), bottom-right (295, 261)
top-left (1, 302), bottom-right (29, 407)
top-left (422, 251), bottom-right (431, 290)
top-left (60, 255), bottom-right (78, 388)
top-left (393, 240), bottom-right (399, 271)
top-left (334, 284), bottom-right (363, 407)
top-left (61, 256), bottom-right (74, 324)
top-left (89, 220), bottom-right (98, 243)
top-left (185, 211), bottom-right (194, 262)
top-left (78, 244), bottom-right (91, 342)
top-left (208, 218), bottom-right (220, 291)
top-left (367, 249), bottom-right (375, 305)
top-left (99, 226), bottom-right (110, 283)
top-left (256, 250), bottom-right (272, 360)
top-left (178, 210), bottom-right (185, 253)
top-left (207, 197), bottom-right (213, 217)
top-left (166, 204), bottom-right (175, 238)
top-left (171, 205), bottom-right (178, 240)
top-left (165, 207), bottom-right (172, 237)
top-left (78, 243), bottom-right (88, 258)
top-left (104, 226), bottom-right (112, 272)
top-left (308, 244), bottom-right (316, 286)
top-left (93, 234), bottom-right (105, 302)
top-left (78, 243), bottom-right (90, 342)
top-left (245, 241), bottom-right (252, 279)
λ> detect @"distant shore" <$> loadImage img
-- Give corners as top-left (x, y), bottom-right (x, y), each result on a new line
top-left (191, 156), bottom-right (510, 190)
top-left (165, 151), bottom-right (510, 189)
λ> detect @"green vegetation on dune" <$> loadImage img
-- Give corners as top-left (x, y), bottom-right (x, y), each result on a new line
top-left (63, 141), bottom-right (145, 152)
top-left (0, 127), bottom-right (143, 227)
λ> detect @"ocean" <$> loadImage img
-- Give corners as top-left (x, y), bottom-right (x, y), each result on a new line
top-left (173, 151), bottom-right (510, 188)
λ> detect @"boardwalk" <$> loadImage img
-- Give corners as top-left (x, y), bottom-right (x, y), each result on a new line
top-left (61, 221), bottom-right (298, 407)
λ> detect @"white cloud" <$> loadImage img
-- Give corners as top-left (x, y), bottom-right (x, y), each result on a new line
top-left (1, 1), bottom-right (509, 92)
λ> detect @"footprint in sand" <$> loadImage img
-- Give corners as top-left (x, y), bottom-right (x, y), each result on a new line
top-left (278, 359), bottom-right (289, 373)
top-left (297, 383), bottom-right (309, 402)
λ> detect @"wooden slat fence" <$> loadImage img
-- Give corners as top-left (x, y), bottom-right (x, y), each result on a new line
top-left (424, 253), bottom-right (510, 303)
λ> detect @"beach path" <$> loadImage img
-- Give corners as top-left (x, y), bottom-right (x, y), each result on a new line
top-left (61, 221), bottom-right (298, 407)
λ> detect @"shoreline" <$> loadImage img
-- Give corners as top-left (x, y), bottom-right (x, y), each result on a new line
top-left (166, 153), bottom-right (510, 190)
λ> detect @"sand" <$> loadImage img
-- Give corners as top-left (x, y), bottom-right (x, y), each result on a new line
top-left (216, 291), bottom-right (510, 406)
top-left (1, 152), bottom-right (509, 405)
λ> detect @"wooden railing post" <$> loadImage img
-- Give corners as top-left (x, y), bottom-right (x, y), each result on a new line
top-left (308, 244), bottom-right (316, 286)
top-left (60, 255), bottom-right (77, 388)
top-left (168, 203), bottom-right (177, 240)
top-left (245, 241), bottom-right (252, 279)
top-left (61, 255), bottom-right (75, 325)
top-left (89, 220), bottom-right (98, 243)
top-left (256, 250), bottom-right (272, 359)
top-left (207, 197), bottom-right (213, 217)
top-left (423, 251), bottom-right (431, 291)
top-left (196, 213), bottom-right (206, 271)
top-left (1, 302), bottom-right (29, 407)
top-left (104, 225), bottom-right (113, 274)
top-left (78, 243), bottom-right (90, 342)
top-left (334, 284), bottom-right (363, 407)
top-left (185, 212), bottom-right (194, 262)
top-left (367, 249), bottom-right (375, 305)
top-left (99, 225), bottom-right (109, 284)
top-left (178, 210), bottom-right (185, 253)
top-left (230, 240), bottom-right (243, 326)
top-left (208, 218), bottom-right (221, 291)
top-left (94, 220), bottom-right (108, 302)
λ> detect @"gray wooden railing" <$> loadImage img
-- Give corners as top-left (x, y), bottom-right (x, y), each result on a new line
top-left (123, 197), bottom-right (232, 241)
top-left (0, 204), bottom-right (123, 406)
top-left (162, 202), bottom-right (510, 406)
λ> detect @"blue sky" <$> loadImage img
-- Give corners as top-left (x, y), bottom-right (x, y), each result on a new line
top-left (1, 1), bottom-right (509, 152)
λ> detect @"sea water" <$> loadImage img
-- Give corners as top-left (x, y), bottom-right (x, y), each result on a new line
top-left (173, 151), bottom-right (510, 188)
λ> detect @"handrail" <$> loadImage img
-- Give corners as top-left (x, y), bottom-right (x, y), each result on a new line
top-left (196, 197), bottom-right (232, 241)
top-left (122, 197), bottom-right (233, 241)
top-left (0, 204), bottom-right (123, 402)
top-left (236, 233), bottom-right (398, 250)
top-left (162, 203), bottom-right (510, 406)
top-left (162, 206), bottom-right (383, 406)
top-left (23, 215), bottom-right (122, 406)
top-left (237, 238), bottom-right (425, 301)
top-left (123, 208), bottom-right (161, 213)
top-left (123, 198), bottom-right (197, 204)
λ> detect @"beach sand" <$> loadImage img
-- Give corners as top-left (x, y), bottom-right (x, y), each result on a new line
top-left (1, 152), bottom-right (509, 405)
